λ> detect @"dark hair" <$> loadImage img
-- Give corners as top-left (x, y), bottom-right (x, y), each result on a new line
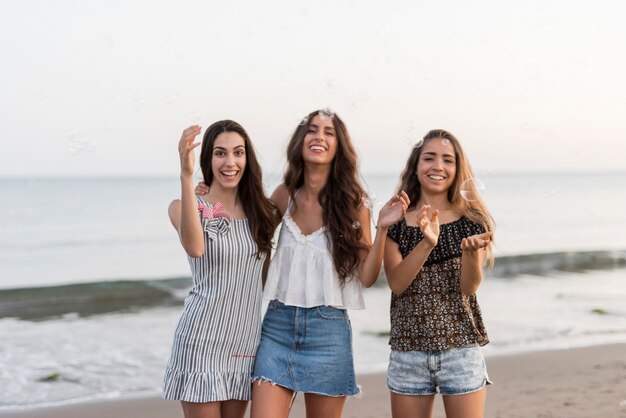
top-left (397, 129), bottom-right (495, 265)
top-left (284, 110), bottom-right (368, 281)
top-left (199, 120), bottom-right (278, 257)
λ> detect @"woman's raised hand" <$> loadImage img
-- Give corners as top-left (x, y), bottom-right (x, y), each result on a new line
top-left (461, 231), bottom-right (493, 254)
top-left (178, 125), bottom-right (202, 177)
top-left (195, 182), bottom-right (210, 195)
top-left (417, 204), bottom-right (440, 247)
top-left (377, 191), bottom-right (410, 229)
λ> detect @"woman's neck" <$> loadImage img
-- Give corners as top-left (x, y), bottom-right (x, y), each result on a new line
top-left (417, 192), bottom-right (453, 211)
top-left (206, 184), bottom-right (239, 209)
top-left (301, 164), bottom-right (330, 199)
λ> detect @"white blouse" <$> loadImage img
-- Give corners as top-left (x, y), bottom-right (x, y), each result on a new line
top-left (263, 209), bottom-right (365, 310)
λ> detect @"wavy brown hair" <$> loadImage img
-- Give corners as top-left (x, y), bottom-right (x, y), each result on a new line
top-left (397, 129), bottom-right (496, 266)
top-left (284, 110), bottom-right (368, 281)
top-left (199, 120), bottom-right (278, 257)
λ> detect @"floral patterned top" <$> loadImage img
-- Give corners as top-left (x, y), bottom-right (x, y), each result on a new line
top-left (387, 216), bottom-right (489, 351)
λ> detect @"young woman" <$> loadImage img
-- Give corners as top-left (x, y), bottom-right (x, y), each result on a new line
top-left (384, 129), bottom-right (495, 418)
top-left (163, 120), bottom-right (277, 418)
top-left (250, 110), bottom-right (409, 418)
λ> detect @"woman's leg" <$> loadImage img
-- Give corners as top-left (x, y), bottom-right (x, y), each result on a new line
top-left (303, 393), bottom-right (346, 418)
top-left (250, 381), bottom-right (294, 418)
top-left (180, 401), bottom-right (221, 418)
top-left (390, 392), bottom-right (435, 418)
top-left (220, 400), bottom-right (249, 418)
top-left (441, 387), bottom-right (486, 418)
top-left (180, 399), bottom-right (248, 418)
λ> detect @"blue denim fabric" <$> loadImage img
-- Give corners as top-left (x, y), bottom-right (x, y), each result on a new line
top-left (387, 345), bottom-right (492, 396)
top-left (252, 300), bottom-right (359, 396)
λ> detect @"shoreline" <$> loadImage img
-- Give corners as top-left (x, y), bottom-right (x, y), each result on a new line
top-left (2, 343), bottom-right (624, 418)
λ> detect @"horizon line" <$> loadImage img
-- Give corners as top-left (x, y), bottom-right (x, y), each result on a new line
top-left (1, 169), bottom-right (625, 180)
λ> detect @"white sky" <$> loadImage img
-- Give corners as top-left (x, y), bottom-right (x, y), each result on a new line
top-left (1, 0), bottom-right (625, 177)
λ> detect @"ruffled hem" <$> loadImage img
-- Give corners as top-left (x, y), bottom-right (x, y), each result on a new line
top-left (163, 369), bottom-right (253, 402)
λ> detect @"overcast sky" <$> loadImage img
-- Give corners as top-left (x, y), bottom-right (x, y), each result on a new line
top-left (1, 0), bottom-right (624, 177)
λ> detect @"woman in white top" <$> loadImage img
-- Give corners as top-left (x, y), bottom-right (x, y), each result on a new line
top-left (251, 109), bottom-right (409, 418)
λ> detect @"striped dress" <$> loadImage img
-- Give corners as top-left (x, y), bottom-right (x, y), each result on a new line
top-left (163, 198), bottom-right (264, 402)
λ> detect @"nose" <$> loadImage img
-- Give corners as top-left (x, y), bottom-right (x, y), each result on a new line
top-left (313, 133), bottom-right (323, 141)
top-left (225, 153), bottom-right (236, 166)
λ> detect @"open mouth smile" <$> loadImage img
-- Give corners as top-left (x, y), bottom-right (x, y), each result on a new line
top-left (308, 144), bottom-right (328, 152)
top-left (220, 170), bottom-right (239, 178)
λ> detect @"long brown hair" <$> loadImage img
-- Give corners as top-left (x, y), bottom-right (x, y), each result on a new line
top-left (199, 120), bottom-right (278, 257)
top-left (284, 110), bottom-right (368, 281)
top-left (397, 129), bottom-right (495, 266)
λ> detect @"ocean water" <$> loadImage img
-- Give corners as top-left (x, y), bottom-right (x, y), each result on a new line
top-left (1, 172), bottom-right (625, 411)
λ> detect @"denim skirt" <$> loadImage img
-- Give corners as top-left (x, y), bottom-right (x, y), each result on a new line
top-left (252, 300), bottom-right (359, 396)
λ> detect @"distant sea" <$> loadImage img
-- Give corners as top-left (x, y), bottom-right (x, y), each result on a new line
top-left (1, 172), bottom-right (625, 411)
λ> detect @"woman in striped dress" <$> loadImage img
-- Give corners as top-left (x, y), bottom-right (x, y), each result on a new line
top-left (163, 120), bottom-right (277, 418)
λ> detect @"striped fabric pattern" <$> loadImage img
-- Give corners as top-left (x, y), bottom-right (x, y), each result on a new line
top-left (163, 199), bottom-right (264, 402)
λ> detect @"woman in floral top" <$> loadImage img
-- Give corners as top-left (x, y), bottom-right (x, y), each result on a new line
top-left (384, 129), bottom-right (495, 418)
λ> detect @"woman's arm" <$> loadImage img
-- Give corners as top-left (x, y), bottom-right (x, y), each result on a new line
top-left (269, 184), bottom-right (289, 218)
top-left (383, 205), bottom-right (439, 295)
top-left (261, 256), bottom-right (271, 288)
top-left (459, 231), bottom-right (492, 295)
top-left (356, 192), bottom-right (410, 287)
top-left (168, 126), bottom-right (205, 258)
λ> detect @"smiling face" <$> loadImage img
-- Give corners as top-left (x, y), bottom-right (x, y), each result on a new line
top-left (210, 131), bottom-right (246, 190)
top-left (301, 115), bottom-right (337, 165)
top-left (415, 137), bottom-right (457, 196)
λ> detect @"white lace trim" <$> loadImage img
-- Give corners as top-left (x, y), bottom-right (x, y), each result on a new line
top-left (281, 211), bottom-right (326, 244)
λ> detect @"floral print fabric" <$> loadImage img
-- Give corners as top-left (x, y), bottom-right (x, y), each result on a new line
top-left (387, 216), bottom-right (489, 351)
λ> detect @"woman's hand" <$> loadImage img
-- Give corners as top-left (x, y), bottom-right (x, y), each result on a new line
top-left (357, 191), bottom-right (409, 288)
top-left (377, 191), bottom-right (410, 229)
top-left (460, 230), bottom-right (492, 295)
top-left (417, 204), bottom-right (440, 248)
top-left (171, 126), bottom-right (205, 258)
top-left (178, 125), bottom-right (202, 177)
top-left (461, 231), bottom-right (493, 254)
top-left (195, 182), bottom-right (210, 195)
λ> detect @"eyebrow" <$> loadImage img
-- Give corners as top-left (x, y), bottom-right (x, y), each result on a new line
top-left (308, 123), bottom-right (335, 132)
top-left (422, 151), bottom-right (456, 158)
top-left (213, 145), bottom-right (245, 151)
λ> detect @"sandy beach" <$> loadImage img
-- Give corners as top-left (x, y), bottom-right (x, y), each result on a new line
top-left (3, 343), bottom-right (624, 418)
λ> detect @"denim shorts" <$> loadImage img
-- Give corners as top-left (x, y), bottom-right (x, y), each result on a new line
top-left (252, 300), bottom-right (359, 396)
top-left (387, 345), bottom-right (492, 396)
